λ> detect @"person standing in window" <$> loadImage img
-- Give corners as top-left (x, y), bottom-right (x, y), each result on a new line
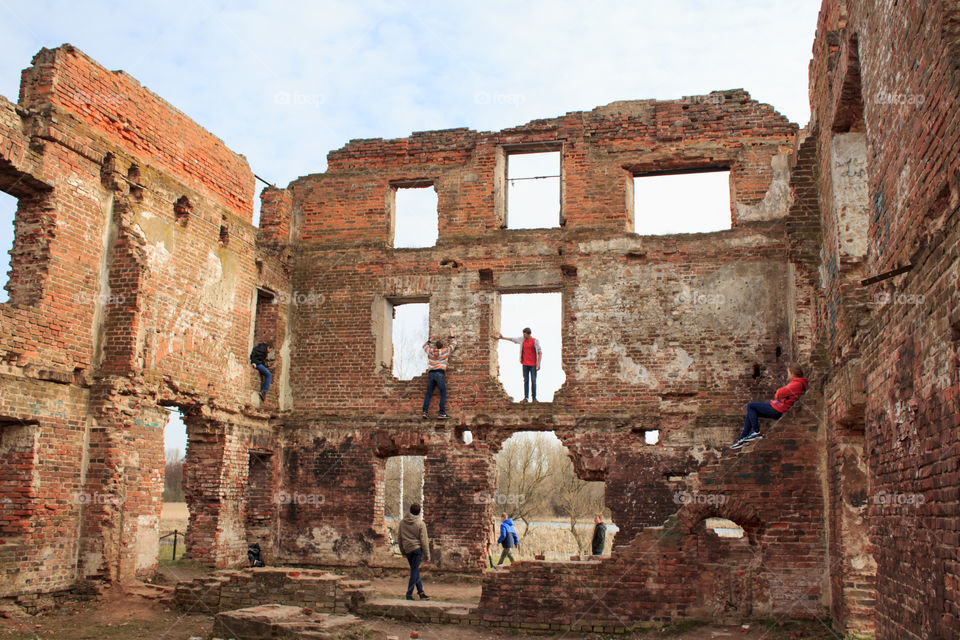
top-left (498, 328), bottom-right (542, 402)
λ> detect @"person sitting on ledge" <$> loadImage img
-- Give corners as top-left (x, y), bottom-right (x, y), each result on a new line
top-left (731, 363), bottom-right (808, 449)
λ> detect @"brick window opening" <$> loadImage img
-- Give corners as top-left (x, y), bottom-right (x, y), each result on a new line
top-left (161, 407), bottom-right (186, 563)
top-left (496, 292), bottom-right (564, 402)
top-left (383, 455), bottom-right (425, 554)
top-left (374, 297), bottom-right (430, 380)
top-left (0, 418), bottom-right (38, 539)
top-left (391, 183), bottom-right (438, 248)
top-left (254, 288), bottom-right (278, 346)
top-left (705, 517), bottom-right (745, 538)
top-left (632, 169), bottom-right (731, 235)
top-left (456, 427), bottom-right (473, 445)
top-left (495, 431), bottom-right (614, 560)
top-left (505, 150), bottom-right (561, 229)
top-left (644, 429), bottom-right (660, 445)
top-left (0, 190), bottom-right (16, 303)
top-left (246, 451), bottom-right (274, 545)
top-left (174, 195), bottom-right (192, 226)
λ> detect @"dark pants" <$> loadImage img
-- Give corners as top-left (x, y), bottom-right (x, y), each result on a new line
top-left (422, 369), bottom-right (446, 414)
top-left (738, 401), bottom-right (782, 440)
top-left (254, 363), bottom-right (272, 395)
top-left (523, 365), bottom-right (537, 400)
top-left (405, 548), bottom-right (424, 596)
top-left (497, 546), bottom-right (515, 565)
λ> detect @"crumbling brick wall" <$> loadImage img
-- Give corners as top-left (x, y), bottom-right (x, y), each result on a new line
top-left (808, 1), bottom-right (960, 637)
top-left (0, 45), bottom-right (282, 594)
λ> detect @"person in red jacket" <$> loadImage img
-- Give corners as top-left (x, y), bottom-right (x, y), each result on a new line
top-left (498, 328), bottom-right (542, 402)
top-left (731, 364), bottom-right (809, 449)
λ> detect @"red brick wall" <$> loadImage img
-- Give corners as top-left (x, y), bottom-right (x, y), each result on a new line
top-left (808, 1), bottom-right (960, 637)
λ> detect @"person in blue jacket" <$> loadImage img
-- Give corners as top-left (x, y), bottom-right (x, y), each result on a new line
top-left (496, 513), bottom-right (520, 565)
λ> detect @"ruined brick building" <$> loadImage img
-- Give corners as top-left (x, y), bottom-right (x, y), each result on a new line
top-left (0, 0), bottom-right (957, 637)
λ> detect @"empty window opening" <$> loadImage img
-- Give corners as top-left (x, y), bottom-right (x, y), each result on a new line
top-left (495, 431), bottom-right (615, 561)
top-left (633, 170), bottom-right (731, 235)
top-left (246, 451), bottom-right (274, 546)
top-left (392, 185), bottom-right (438, 248)
top-left (391, 301), bottom-right (429, 380)
top-left (497, 292), bottom-right (564, 402)
top-left (219, 215), bottom-right (230, 246)
top-left (384, 455), bottom-right (425, 554)
top-left (644, 430), bottom-right (660, 445)
top-left (506, 150), bottom-right (561, 229)
top-left (254, 289), bottom-right (278, 346)
top-left (161, 408), bottom-right (187, 564)
top-left (457, 428), bottom-right (473, 445)
top-left (705, 517), bottom-right (745, 538)
top-left (0, 191), bottom-right (16, 303)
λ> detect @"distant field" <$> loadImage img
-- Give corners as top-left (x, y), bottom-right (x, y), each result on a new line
top-left (161, 502), bottom-right (188, 534)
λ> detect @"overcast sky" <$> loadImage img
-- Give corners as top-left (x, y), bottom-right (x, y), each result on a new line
top-left (0, 0), bottom-right (823, 454)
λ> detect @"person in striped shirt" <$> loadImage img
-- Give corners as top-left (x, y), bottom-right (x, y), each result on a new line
top-left (422, 327), bottom-right (456, 419)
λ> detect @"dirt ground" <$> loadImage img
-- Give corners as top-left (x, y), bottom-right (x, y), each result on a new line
top-left (0, 588), bottom-right (838, 640)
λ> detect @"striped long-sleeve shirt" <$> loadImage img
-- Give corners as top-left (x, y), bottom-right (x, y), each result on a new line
top-left (423, 337), bottom-right (457, 370)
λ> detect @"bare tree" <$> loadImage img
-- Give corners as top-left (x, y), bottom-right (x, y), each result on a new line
top-left (547, 445), bottom-right (605, 554)
top-left (163, 448), bottom-right (184, 502)
top-left (495, 432), bottom-right (554, 531)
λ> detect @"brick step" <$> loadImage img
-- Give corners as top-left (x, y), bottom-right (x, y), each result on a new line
top-left (125, 582), bottom-right (174, 600)
top-left (359, 597), bottom-right (479, 624)
top-left (214, 604), bottom-right (371, 640)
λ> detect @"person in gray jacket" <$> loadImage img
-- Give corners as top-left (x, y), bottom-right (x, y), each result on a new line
top-left (397, 503), bottom-right (431, 600)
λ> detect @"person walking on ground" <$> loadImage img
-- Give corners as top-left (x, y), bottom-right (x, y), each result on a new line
top-left (496, 513), bottom-right (520, 566)
top-left (731, 364), bottom-right (809, 449)
top-left (422, 327), bottom-right (457, 419)
top-left (397, 503), bottom-right (431, 601)
top-left (249, 340), bottom-right (273, 401)
top-left (497, 328), bottom-right (542, 402)
top-left (591, 513), bottom-right (607, 557)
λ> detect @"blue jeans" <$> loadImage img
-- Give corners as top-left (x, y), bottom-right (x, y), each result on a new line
top-left (254, 363), bottom-right (272, 395)
top-left (738, 401), bottom-right (782, 440)
top-left (422, 370), bottom-right (446, 414)
top-left (523, 365), bottom-right (537, 400)
top-left (405, 548), bottom-right (424, 596)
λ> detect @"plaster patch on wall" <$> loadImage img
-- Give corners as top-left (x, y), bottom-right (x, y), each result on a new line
top-left (735, 153), bottom-right (792, 221)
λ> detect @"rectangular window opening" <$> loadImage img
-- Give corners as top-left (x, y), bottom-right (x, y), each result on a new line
top-left (633, 169), bottom-right (731, 235)
top-left (506, 150), bottom-right (561, 229)
top-left (161, 407), bottom-right (187, 564)
top-left (383, 455), bottom-right (425, 554)
top-left (392, 184), bottom-right (438, 248)
top-left (391, 301), bottom-right (430, 380)
top-left (497, 292), bottom-right (564, 402)
top-left (254, 289), bottom-right (278, 345)
top-left (0, 190), bottom-right (18, 303)
top-left (246, 451), bottom-right (274, 544)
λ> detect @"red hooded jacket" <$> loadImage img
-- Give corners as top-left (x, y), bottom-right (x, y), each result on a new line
top-left (770, 377), bottom-right (808, 413)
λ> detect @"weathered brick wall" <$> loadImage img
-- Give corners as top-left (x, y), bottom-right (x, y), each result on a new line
top-left (479, 408), bottom-right (825, 626)
top-left (0, 44), bottom-right (282, 593)
top-left (808, 0), bottom-right (960, 638)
